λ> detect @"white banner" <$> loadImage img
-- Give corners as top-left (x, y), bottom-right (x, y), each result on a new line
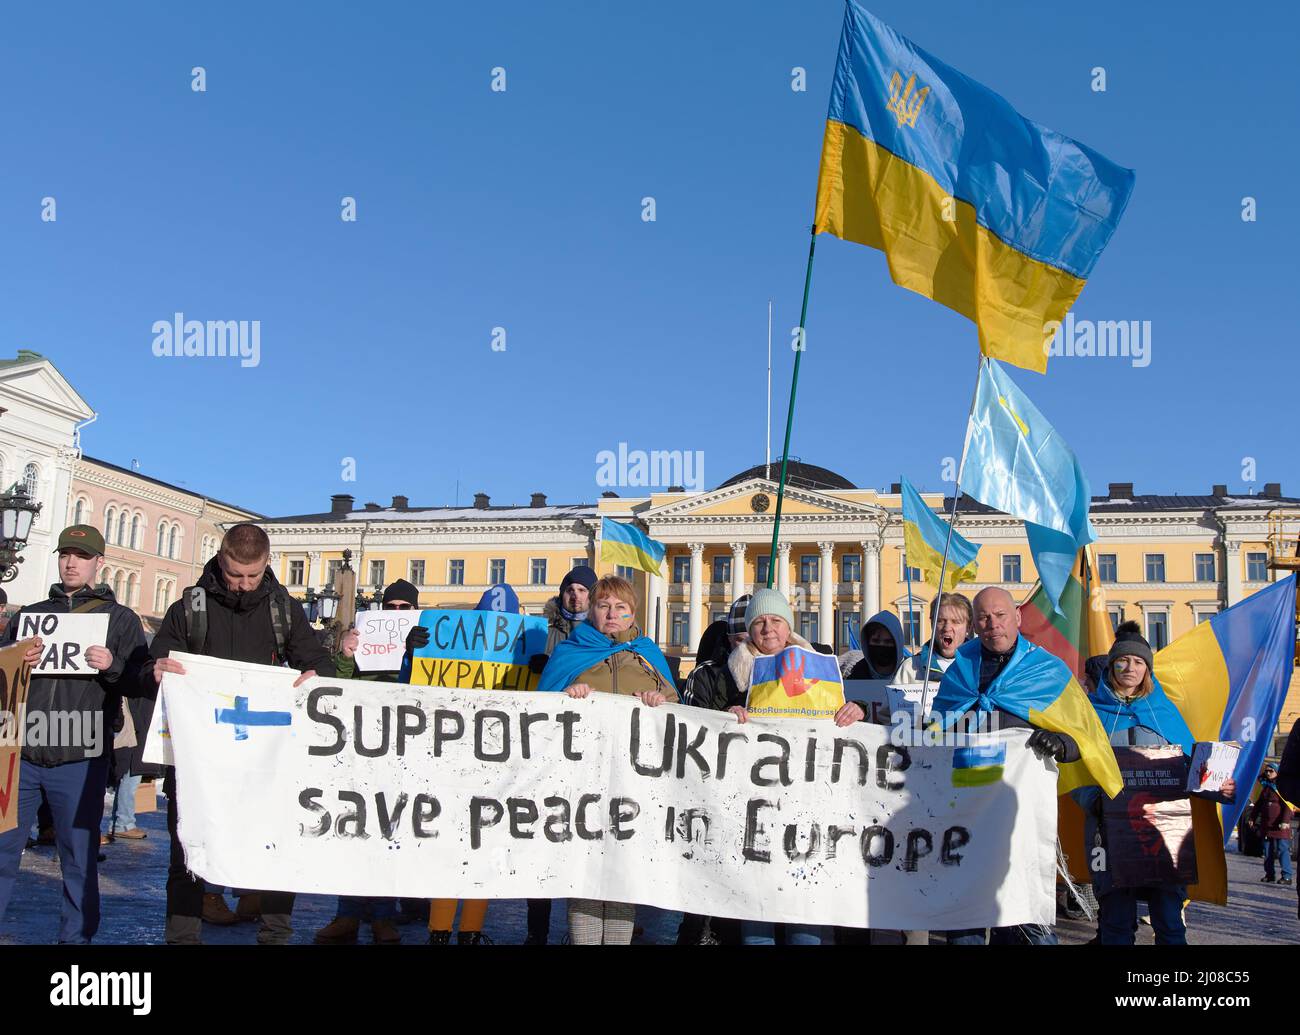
top-left (156, 653), bottom-right (1058, 930)
top-left (17, 612), bottom-right (109, 676)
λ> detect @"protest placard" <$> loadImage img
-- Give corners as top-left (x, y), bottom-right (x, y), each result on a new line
top-left (0, 639), bottom-right (35, 834)
top-left (15, 612), bottom-right (109, 676)
top-left (354, 609), bottom-right (423, 672)
top-left (408, 609), bottom-right (548, 691)
top-left (1104, 746), bottom-right (1197, 888)
top-left (745, 645), bottom-right (846, 720)
top-left (1187, 741), bottom-right (1240, 798)
top-left (160, 652), bottom-right (1059, 930)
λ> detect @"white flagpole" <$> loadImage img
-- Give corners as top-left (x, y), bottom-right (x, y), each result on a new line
top-left (766, 299), bottom-right (773, 482)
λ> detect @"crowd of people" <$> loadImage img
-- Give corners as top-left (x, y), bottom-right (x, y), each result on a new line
top-left (0, 520), bottom-right (1296, 945)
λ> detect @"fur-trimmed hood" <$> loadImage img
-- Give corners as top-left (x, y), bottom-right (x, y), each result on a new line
top-left (726, 631), bottom-right (814, 691)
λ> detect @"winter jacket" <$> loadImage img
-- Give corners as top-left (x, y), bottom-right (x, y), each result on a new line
top-left (891, 641), bottom-right (957, 685)
top-left (148, 556), bottom-right (333, 675)
top-left (847, 611), bottom-right (908, 680)
top-left (542, 596), bottom-right (580, 658)
top-left (683, 658), bottom-right (743, 711)
top-left (568, 624), bottom-right (678, 700)
top-left (1250, 783), bottom-right (1295, 839)
top-left (332, 650), bottom-right (399, 682)
top-left (7, 582), bottom-right (151, 767)
top-left (1278, 718), bottom-right (1300, 807)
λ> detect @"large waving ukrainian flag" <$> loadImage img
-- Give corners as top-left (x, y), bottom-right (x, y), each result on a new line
top-left (814, 3), bottom-right (1136, 373)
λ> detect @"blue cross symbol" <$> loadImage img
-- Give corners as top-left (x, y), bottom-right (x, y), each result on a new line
top-left (214, 695), bottom-right (292, 741)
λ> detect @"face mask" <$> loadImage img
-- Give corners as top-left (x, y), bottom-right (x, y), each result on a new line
top-left (867, 643), bottom-right (896, 672)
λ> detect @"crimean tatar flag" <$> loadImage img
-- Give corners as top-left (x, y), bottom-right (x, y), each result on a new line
top-left (814, 2), bottom-right (1136, 373)
top-left (901, 475), bottom-right (978, 591)
top-left (600, 517), bottom-right (666, 577)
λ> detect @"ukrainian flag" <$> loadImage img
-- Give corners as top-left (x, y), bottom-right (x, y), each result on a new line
top-left (600, 517), bottom-right (666, 576)
top-left (901, 475), bottom-right (978, 591)
top-left (814, 2), bottom-right (1135, 373)
top-left (952, 742), bottom-right (1006, 788)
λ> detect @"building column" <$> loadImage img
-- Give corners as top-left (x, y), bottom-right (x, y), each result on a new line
top-left (862, 540), bottom-right (881, 619)
top-left (688, 542), bottom-right (705, 652)
top-left (729, 542), bottom-right (746, 604)
top-left (776, 542), bottom-right (791, 601)
top-left (818, 541), bottom-right (835, 646)
top-left (1224, 540), bottom-right (1243, 607)
top-left (307, 551), bottom-right (323, 588)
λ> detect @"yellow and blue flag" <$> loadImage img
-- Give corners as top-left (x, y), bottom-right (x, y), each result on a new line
top-left (747, 645), bottom-right (846, 720)
top-left (962, 359), bottom-right (1095, 616)
top-left (814, 2), bottom-right (1135, 373)
top-left (952, 742), bottom-right (1006, 788)
top-left (600, 517), bottom-right (666, 576)
top-left (901, 475), bottom-right (978, 591)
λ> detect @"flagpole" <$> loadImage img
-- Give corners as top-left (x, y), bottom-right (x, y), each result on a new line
top-left (919, 355), bottom-right (987, 720)
top-left (766, 229), bottom-right (817, 588)
top-left (766, 299), bottom-right (773, 483)
top-left (904, 475), bottom-right (915, 650)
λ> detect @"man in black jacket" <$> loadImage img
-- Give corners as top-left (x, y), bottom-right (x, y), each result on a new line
top-left (148, 522), bottom-right (331, 945)
top-left (0, 524), bottom-right (151, 943)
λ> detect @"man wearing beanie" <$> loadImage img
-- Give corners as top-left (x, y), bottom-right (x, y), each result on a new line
top-left (314, 578), bottom-right (423, 944)
top-left (524, 563), bottom-right (595, 944)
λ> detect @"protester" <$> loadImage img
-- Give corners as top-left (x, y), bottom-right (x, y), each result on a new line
top-left (847, 611), bottom-right (907, 680)
top-left (1073, 622), bottom-right (1235, 944)
top-left (425, 583), bottom-right (521, 945)
top-left (723, 588), bottom-right (864, 945)
top-left (148, 522), bottom-right (332, 945)
top-left (522, 564), bottom-right (596, 944)
top-left (1249, 763), bottom-right (1294, 886)
top-left (892, 593), bottom-right (971, 684)
top-left (536, 574), bottom-right (677, 944)
top-left (0, 524), bottom-right (151, 944)
top-left (313, 578), bottom-right (421, 945)
top-left (931, 587), bottom-right (1088, 945)
top-left (101, 694), bottom-right (154, 844)
top-left (1275, 718), bottom-right (1300, 919)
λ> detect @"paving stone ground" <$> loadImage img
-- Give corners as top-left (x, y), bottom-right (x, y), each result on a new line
top-left (2, 787), bottom-right (1296, 945)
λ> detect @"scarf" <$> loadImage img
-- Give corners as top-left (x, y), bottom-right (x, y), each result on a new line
top-left (1087, 677), bottom-right (1195, 757)
top-left (536, 620), bottom-right (674, 694)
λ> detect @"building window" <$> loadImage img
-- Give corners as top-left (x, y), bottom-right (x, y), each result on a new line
top-left (841, 554), bottom-right (861, 583)
top-left (1145, 554), bottom-right (1165, 583)
top-left (1247, 552), bottom-right (1268, 582)
top-left (105, 506), bottom-right (117, 542)
top-left (126, 573), bottom-right (138, 608)
top-left (901, 609), bottom-right (921, 649)
top-left (838, 610), bottom-right (859, 652)
top-left (756, 555), bottom-right (770, 585)
top-left (711, 610), bottom-right (727, 626)
top-left (799, 611), bottom-right (819, 643)
top-left (168, 527), bottom-right (179, 560)
top-left (409, 559), bottom-right (426, 585)
top-left (117, 512), bottom-right (128, 549)
top-left (1107, 606), bottom-right (1124, 632)
top-left (1194, 553), bottom-right (1216, 582)
top-left (156, 522), bottom-right (166, 555)
top-left (1097, 553), bottom-right (1117, 583)
top-left (672, 556), bottom-right (690, 583)
top-left (1145, 611), bottom-right (1169, 651)
top-left (448, 560), bottom-right (465, 586)
top-left (712, 556), bottom-right (731, 584)
top-left (571, 556), bottom-right (587, 571)
top-left (799, 555), bottom-right (819, 583)
top-left (1195, 608), bottom-right (1218, 625)
top-left (489, 558), bottom-right (506, 584)
top-left (670, 612), bottom-right (688, 646)
top-left (368, 560), bottom-right (385, 587)
top-left (326, 560), bottom-right (343, 587)
top-left (130, 515), bottom-right (142, 551)
top-left (21, 463), bottom-right (39, 499)
top-left (1002, 554), bottom-right (1022, 583)
top-left (616, 565), bottom-right (636, 581)
top-left (901, 558), bottom-right (922, 583)
top-left (530, 558), bottom-right (547, 585)
top-left (73, 498), bottom-right (85, 525)
top-left (288, 560), bottom-right (305, 586)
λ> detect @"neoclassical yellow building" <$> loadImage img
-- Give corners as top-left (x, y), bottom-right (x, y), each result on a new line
top-left (258, 461), bottom-right (1299, 667)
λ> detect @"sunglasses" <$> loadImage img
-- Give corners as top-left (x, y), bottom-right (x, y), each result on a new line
top-left (386, 602), bottom-right (416, 610)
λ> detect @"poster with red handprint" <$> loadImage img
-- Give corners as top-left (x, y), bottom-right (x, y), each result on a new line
top-left (1102, 746), bottom-right (1197, 888)
top-left (746, 645), bottom-right (846, 720)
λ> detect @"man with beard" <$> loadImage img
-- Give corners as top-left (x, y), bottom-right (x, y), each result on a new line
top-left (147, 522), bottom-right (332, 945)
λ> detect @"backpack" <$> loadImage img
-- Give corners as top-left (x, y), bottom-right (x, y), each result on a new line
top-left (181, 584), bottom-right (293, 665)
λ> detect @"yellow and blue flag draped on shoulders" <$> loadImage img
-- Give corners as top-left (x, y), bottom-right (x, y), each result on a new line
top-left (814, 2), bottom-right (1135, 373)
top-left (932, 636), bottom-right (1122, 797)
top-left (600, 517), bottom-right (666, 576)
top-left (900, 475), bottom-right (978, 591)
top-left (962, 359), bottom-right (1095, 616)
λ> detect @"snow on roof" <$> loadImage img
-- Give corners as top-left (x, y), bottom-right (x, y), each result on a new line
top-left (344, 505), bottom-right (597, 521)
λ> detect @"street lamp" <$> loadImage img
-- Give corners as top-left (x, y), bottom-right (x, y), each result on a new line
top-left (302, 587), bottom-right (319, 623)
top-left (0, 483), bottom-right (42, 583)
top-left (318, 586), bottom-right (340, 622)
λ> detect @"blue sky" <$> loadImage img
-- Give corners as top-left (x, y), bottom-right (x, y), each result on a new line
top-left (1, 0), bottom-right (1295, 515)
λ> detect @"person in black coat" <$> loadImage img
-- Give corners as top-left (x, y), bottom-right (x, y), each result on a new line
top-left (146, 522), bottom-right (332, 946)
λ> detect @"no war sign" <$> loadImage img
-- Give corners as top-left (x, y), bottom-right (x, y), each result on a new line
top-left (17, 613), bottom-right (109, 676)
top-left (156, 653), bottom-right (1058, 930)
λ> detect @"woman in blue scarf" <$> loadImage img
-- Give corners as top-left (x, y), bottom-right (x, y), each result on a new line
top-left (1074, 622), bottom-right (1235, 945)
top-left (537, 575), bottom-right (677, 944)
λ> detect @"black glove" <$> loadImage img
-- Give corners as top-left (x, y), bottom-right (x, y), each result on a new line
top-left (1027, 729), bottom-right (1068, 762)
top-left (405, 625), bottom-right (430, 652)
top-left (528, 653), bottom-right (549, 675)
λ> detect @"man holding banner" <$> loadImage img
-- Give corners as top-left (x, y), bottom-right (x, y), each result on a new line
top-left (148, 522), bottom-right (332, 946)
top-left (0, 523), bottom-right (151, 944)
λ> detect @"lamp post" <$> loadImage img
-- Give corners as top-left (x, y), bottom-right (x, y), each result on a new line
top-left (302, 587), bottom-right (320, 624)
top-left (0, 483), bottom-right (42, 583)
